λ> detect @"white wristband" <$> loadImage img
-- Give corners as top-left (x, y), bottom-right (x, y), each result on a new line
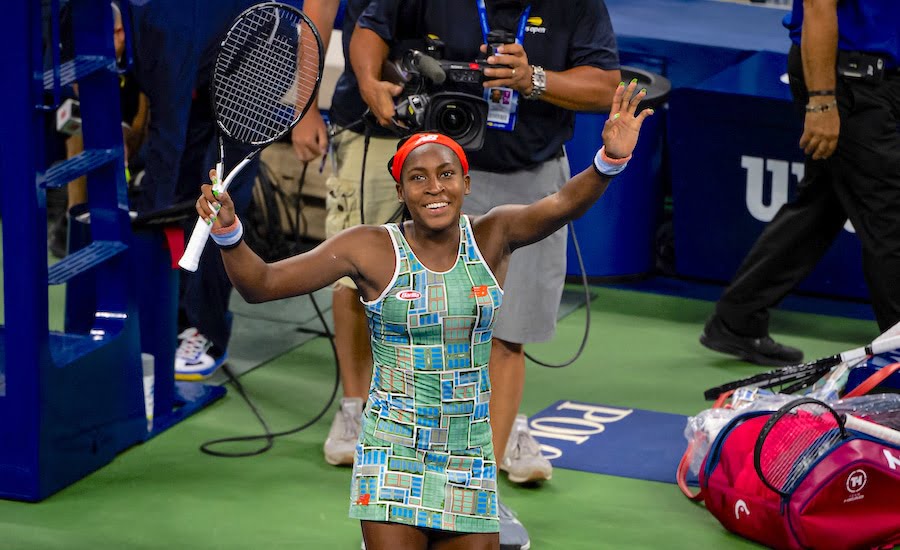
top-left (210, 218), bottom-right (244, 249)
top-left (593, 147), bottom-right (630, 177)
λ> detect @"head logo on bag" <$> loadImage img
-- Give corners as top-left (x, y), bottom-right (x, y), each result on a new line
top-left (846, 469), bottom-right (867, 493)
top-left (844, 469), bottom-right (867, 504)
top-left (699, 407), bottom-right (900, 550)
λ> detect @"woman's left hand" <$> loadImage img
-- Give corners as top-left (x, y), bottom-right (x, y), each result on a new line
top-left (601, 80), bottom-right (654, 159)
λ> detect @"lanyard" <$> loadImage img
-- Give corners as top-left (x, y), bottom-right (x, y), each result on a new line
top-left (475, 0), bottom-right (531, 46)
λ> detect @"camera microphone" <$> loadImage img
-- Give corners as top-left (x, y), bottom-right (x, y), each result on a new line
top-left (411, 50), bottom-right (446, 85)
top-left (389, 46), bottom-right (488, 150)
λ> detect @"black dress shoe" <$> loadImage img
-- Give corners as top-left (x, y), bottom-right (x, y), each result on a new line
top-left (700, 315), bottom-right (803, 367)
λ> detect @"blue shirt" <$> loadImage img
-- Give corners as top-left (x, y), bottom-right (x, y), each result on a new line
top-left (784, 0), bottom-right (899, 69)
top-left (347, 0), bottom-right (620, 172)
top-left (129, 0), bottom-right (262, 212)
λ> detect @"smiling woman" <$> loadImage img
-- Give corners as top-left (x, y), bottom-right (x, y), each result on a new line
top-left (389, 133), bottom-right (472, 243)
top-left (192, 79), bottom-right (652, 550)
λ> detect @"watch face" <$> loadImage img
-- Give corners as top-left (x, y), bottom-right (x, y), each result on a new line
top-left (523, 66), bottom-right (546, 99)
top-left (531, 66), bottom-right (546, 96)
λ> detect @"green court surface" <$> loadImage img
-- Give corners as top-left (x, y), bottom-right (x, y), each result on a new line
top-left (0, 283), bottom-right (877, 549)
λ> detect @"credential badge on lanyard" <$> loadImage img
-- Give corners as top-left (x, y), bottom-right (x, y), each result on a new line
top-left (477, 0), bottom-right (530, 132)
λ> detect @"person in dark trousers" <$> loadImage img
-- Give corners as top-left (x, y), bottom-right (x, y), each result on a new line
top-left (702, 0), bottom-right (900, 367)
top-left (129, 0), bottom-right (261, 380)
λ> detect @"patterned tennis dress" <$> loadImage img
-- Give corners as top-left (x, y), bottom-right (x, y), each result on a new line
top-left (349, 215), bottom-right (503, 533)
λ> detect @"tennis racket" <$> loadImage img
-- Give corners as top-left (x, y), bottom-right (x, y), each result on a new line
top-left (753, 397), bottom-right (900, 497)
top-left (777, 365), bottom-right (842, 395)
top-left (703, 322), bottom-right (900, 400)
top-left (179, 2), bottom-right (323, 271)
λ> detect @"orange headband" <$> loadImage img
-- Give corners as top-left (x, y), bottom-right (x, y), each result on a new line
top-left (389, 133), bottom-right (469, 183)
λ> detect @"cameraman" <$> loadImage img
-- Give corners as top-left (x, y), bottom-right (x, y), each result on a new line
top-left (351, 0), bottom-right (621, 547)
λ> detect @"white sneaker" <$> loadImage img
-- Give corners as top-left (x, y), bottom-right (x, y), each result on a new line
top-left (174, 328), bottom-right (226, 381)
top-left (324, 397), bottom-right (363, 466)
top-left (500, 414), bottom-right (553, 484)
top-left (498, 500), bottom-right (531, 550)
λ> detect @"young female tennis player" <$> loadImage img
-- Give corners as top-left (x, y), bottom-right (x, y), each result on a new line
top-left (194, 80), bottom-right (651, 550)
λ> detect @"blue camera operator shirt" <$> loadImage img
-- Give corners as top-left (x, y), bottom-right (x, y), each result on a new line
top-left (356, 0), bottom-right (620, 172)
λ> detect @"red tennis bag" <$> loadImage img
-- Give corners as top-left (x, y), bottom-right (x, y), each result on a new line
top-left (699, 411), bottom-right (900, 550)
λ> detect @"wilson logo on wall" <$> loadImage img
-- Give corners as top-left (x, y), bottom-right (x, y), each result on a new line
top-left (741, 155), bottom-right (855, 232)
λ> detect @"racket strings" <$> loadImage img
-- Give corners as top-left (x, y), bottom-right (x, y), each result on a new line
top-left (298, 28), bottom-right (322, 95)
top-left (758, 405), bottom-right (844, 494)
top-left (214, 6), bottom-right (321, 145)
top-left (218, 15), bottom-right (300, 139)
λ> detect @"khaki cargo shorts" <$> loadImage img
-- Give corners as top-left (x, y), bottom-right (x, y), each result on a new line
top-left (326, 128), bottom-right (402, 289)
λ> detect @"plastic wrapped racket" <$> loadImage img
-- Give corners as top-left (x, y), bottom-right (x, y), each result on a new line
top-left (704, 323), bottom-right (900, 400)
top-left (754, 397), bottom-right (900, 497)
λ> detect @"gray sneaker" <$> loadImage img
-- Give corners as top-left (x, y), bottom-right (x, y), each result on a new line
top-left (498, 500), bottom-right (531, 550)
top-left (323, 397), bottom-right (363, 466)
top-left (500, 414), bottom-right (553, 484)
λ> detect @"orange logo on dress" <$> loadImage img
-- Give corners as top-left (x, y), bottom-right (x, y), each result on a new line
top-left (358, 493), bottom-right (371, 505)
top-left (470, 285), bottom-right (488, 298)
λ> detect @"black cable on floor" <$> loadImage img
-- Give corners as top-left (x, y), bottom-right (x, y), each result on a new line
top-left (198, 121), bottom-right (378, 458)
top-left (524, 221), bottom-right (592, 369)
top-left (199, 270), bottom-right (341, 457)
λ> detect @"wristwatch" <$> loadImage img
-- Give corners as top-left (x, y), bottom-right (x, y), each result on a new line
top-left (524, 65), bottom-right (546, 100)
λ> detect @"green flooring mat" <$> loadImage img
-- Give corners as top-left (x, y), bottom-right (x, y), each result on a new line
top-left (208, 288), bottom-right (334, 384)
top-left (0, 284), bottom-right (877, 549)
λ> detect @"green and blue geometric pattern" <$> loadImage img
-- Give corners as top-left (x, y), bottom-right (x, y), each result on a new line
top-left (349, 215), bottom-right (503, 533)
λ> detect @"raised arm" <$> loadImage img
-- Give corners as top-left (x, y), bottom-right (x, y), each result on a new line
top-left (532, 65), bottom-right (621, 112)
top-left (290, 0), bottom-right (341, 161)
top-left (482, 49), bottom-right (620, 112)
top-left (481, 80), bottom-right (653, 250)
top-left (350, 25), bottom-right (404, 127)
top-left (480, 0), bottom-right (620, 112)
top-left (193, 173), bottom-right (388, 303)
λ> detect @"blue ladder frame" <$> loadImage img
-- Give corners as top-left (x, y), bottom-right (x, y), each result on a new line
top-left (0, 0), bottom-right (223, 502)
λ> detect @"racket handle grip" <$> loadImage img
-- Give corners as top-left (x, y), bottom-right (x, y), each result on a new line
top-left (177, 157), bottom-right (251, 272)
top-left (844, 415), bottom-right (900, 446)
top-left (869, 334), bottom-right (900, 355)
top-left (179, 217), bottom-right (212, 272)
